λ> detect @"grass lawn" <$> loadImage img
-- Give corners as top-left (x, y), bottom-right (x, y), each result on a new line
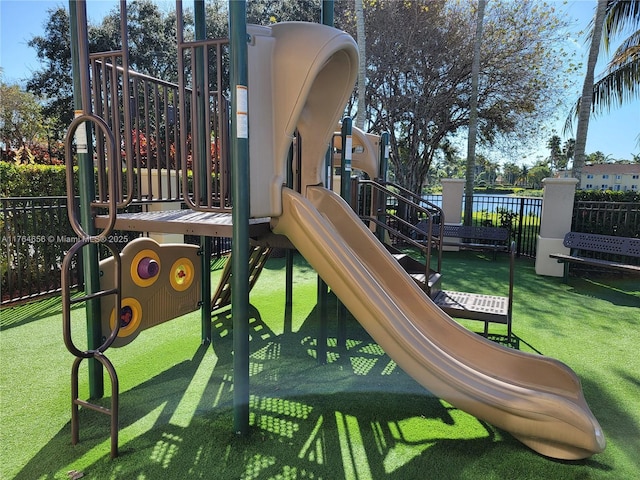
top-left (1, 250), bottom-right (639, 479)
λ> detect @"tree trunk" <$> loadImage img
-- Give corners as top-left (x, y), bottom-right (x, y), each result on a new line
top-left (464, 0), bottom-right (486, 226)
top-left (355, 0), bottom-right (366, 130)
top-left (573, 0), bottom-right (607, 185)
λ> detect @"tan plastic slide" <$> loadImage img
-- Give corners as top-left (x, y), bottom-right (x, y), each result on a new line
top-left (271, 185), bottom-right (605, 460)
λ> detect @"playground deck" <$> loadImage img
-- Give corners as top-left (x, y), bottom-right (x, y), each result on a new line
top-left (94, 210), bottom-right (271, 238)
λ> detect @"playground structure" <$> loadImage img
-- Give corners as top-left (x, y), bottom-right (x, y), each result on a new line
top-left (61, 0), bottom-right (604, 462)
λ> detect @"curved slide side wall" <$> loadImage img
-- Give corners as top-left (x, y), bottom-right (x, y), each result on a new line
top-left (271, 186), bottom-right (605, 460)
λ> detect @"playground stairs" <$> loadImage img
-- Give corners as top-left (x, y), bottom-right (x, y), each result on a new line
top-left (211, 245), bottom-right (272, 312)
top-left (384, 244), bottom-right (442, 296)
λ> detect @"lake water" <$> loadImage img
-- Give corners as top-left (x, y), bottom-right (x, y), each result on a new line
top-left (422, 194), bottom-right (542, 217)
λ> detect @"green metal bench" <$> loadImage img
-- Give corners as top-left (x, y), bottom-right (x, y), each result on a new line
top-left (430, 224), bottom-right (510, 261)
top-left (549, 232), bottom-right (640, 283)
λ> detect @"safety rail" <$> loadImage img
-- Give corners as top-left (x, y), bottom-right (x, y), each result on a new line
top-left (85, 39), bottom-right (231, 212)
top-left (1, 196), bottom-right (82, 306)
top-left (355, 179), bottom-right (444, 280)
top-left (572, 201), bottom-right (640, 238)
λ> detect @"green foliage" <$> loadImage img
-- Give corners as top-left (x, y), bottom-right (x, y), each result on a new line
top-left (26, 7), bottom-right (73, 143)
top-left (0, 82), bottom-right (45, 149)
top-left (575, 189), bottom-right (640, 202)
top-left (527, 164), bottom-right (552, 189)
top-left (0, 162), bottom-right (72, 197)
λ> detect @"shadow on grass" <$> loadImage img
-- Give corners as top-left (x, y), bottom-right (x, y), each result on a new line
top-left (10, 252), bottom-right (632, 479)
top-left (13, 299), bottom-right (622, 480)
top-left (566, 276), bottom-right (640, 308)
top-left (0, 294), bottom-right (83, 330)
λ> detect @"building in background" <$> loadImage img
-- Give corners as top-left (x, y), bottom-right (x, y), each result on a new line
top-left (557, 164), bottom-right (640, 191)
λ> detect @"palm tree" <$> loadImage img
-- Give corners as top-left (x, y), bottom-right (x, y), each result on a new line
top-left (567, 0), bottom-right (640, 181)
top-left (464, 0), bottom-right (487, 226)
top-left (572, 0), bottom-right (608, 184)
top-left (594, 0), bottom-right (640, 113)
top-left (355, 0), bottom-right (366, 130)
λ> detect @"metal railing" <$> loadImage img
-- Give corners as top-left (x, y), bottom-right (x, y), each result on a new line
top-left (423, 194), bottom-right (543, 257)
top-left (1, 196), bottom-right (234, 307)
top-left (572, 201), bottom-right (640, 238)
top-left (86, 37), bottom-right (231, 212)
top-left (1, 196), bottom-right (82, 306)
top-left (355, 179), bottom-right (444, 277)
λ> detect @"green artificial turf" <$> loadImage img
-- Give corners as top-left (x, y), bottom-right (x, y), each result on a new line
top-left (0, 250), bottom-right (638, 479)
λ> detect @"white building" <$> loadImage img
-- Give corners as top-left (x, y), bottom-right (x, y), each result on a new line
top-left (557, 163), bottom-right (640, 191)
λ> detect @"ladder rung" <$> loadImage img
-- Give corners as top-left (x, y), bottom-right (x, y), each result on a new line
top-left (74, 398), bottom-right (113, 416)
top-left (69, 287), bottom-right (119, 304)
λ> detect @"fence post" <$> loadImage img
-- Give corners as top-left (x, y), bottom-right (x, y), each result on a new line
top-left (535, 177), bottom-right (578, 276)
top-left (441, 178), bottom-right (465, 250)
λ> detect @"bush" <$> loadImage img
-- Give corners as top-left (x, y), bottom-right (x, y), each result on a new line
top-left (0, 162), bottom-right (75, 197)
top-left (575, 189), bottom-right (640, 202)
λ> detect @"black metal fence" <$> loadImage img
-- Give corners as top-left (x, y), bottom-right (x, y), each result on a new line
top-left (0, 196), bottom-right (232, 307)
top-left (572, 201), bottom-right (640, 237)
top-left (2, 195), bottom-right (638, 306)
top-left (423, 194), bottom-right (543, 257)
top-left (1, 196), bottom-right (82, 306)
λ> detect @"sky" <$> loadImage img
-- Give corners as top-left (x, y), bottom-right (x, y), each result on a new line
top-left (1, 0), bottom-right (639, 164)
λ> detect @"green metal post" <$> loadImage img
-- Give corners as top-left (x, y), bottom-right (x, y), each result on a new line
top-left (340, 117), bottom-right (353, 203)
top-left (376, 132), bottom-right (390, 242)
top-left (337, 117), bottom-right (352, 349)
top-left (229, 0), bottom-right (251, 436)
top-left (284, 144), bottom-right (294, 335)
top-left (378, 132), bottom-right (390, 182)
top-left (194, 0), bottom-right (212, 343)
top-left (315, 0), bottom-right (334, 364)
top-left (322, 1), bottom-right (334, 26)
top-left (69, 0), bottom-right (103, 398)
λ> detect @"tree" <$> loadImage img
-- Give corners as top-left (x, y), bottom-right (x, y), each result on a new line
top-left (572, 0), bottom-right (609, 184)
top-left (563, 138), bottom-right (576, 167)
top-left (246, 0), bottom-right (319, 24)
top-left (354, 0), bottom-right (366, 130)
top-left (340, 0), bottom-right (572, 195)
top-left (518, 165), bottom-right (529, 187)
top-left (464, 0), bottom-right (486, 225)
top-left (586, 150), bottom-right (611, 164)
top-left (527, 162), bottom-right (552, 189)
top-left (546, 134), bottom-right (573, 171)
top-left (26, 7), bottom-right (73, 143)
top-left (585, 1), bottom-right (639, 117)
top-left (90, 0), bottom-right (185, 82)
top-left (0, 83), bottom-right (44, 153)
top-left (502, 161), bottom-right (521, 185)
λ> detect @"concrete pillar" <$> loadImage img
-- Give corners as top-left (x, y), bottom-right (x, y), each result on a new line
top-left (441, 179), bottom-right (465, 250)
top-left (441, 179), bottom-right (465, 224)
top-left (535, 177), bottom-right (578, 276)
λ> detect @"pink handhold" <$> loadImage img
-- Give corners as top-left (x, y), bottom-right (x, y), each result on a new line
top-left (137, 257), bottom-right (159, 279)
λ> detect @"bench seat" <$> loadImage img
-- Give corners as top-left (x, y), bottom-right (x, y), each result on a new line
top-left (549, 253), bottom-right (640, 274)
top-left (550, 232), bottom-right (640, 282)
top-left (431, 224), bottom-right (510, 259)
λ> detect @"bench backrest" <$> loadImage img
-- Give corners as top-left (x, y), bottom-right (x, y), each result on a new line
top-left (563, 232), bottom-right (640, 258)
top-left (442, 224), bottom-right (509, 242)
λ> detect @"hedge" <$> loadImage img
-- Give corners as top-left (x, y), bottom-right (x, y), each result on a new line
top-left (1, 162), bottom-right (76, 197)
